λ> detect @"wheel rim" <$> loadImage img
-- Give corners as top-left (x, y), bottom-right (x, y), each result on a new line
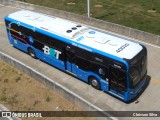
top-left (30, 52), bottom-right (35, 57)
top-left (92, 79), bottom-right (98, 87)
top-left (29, 49), bottom-right (35, 58)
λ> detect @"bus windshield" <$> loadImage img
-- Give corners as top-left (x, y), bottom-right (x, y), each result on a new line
top-left (129, 47), bottom-right (147, 88)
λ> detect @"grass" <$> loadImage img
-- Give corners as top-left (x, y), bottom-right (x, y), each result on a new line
top-left (8, 94), bottom-right (19, 105)
top-left (15, 76), bottom-right (21, 82)
top-left (0, 60), bottom-right (96, 120)
top-left (17, 0), bottom-right (160, 35)
top-left (0, 95), bottom-right (7, 102)
top-left (46, 95), bottom-right (52, 102)
top-left (0, 60), bottom-right (81, 111)
top-left (3, 78), bottom-right (8, 83)
top-left (33, 100), bottom-right (40, 106)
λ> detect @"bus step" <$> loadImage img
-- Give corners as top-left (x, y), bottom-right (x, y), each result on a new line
top-left (66, 70), bottom-right (77, 76)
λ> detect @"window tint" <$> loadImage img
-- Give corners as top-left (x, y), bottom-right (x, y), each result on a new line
top-left (32, 31), bottom-right (67, 51)
top-left (89, 62), bottom-right (109, 79)
top-left (109, 65), bottom-right (126, 94)
top-left (9, 23), bottom-right (28, 44)
top-left (76, 57), bottom-right (90, 71)
top-left (76, 47), bottom-right (92, 60)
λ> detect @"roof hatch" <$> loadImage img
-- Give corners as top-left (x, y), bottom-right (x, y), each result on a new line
top-left (64, 25), bottom-right (89, 39)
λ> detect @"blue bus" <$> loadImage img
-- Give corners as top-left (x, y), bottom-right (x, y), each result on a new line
top-left (4, 10), bottom-right (147, 102)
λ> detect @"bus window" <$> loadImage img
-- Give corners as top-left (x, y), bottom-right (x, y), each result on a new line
top-left (89, 63), bottom-right (109, 80)
top-left (109, 65), bottom-right (127, 94)
top-left (65, 47), bottom-right (76, 64)
top-left (76, 57), bottom-right (90, 71)
top-left (129, 55), bottom-right (147, 88)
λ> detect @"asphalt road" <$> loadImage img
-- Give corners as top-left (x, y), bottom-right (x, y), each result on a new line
top-left (0, 4), bottom-right (160, 120)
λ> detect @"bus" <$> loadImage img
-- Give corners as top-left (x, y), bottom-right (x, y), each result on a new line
top-left (4, 10), bottom-right (147, 102)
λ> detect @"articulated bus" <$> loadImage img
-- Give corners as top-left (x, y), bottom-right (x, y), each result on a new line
top-left (4, 10), bottom-right (147, 102)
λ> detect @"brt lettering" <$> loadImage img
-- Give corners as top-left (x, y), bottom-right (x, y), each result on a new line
top-left (43, 45), bottom-right (61, 59)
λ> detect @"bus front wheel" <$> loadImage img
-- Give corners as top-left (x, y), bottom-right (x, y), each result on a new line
top-left (89, 77), bottom-right (100, 90)
top-left (28, 48), bottom-right (36, 59)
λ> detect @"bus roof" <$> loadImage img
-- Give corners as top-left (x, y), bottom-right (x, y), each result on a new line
top-left (7, 10), bottom-right (143, 60)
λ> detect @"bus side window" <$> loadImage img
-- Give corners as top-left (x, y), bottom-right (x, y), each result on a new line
top-left (76, 57), bottom-right (90, 71)
top-left (89, 63), bottom-right (109, 80)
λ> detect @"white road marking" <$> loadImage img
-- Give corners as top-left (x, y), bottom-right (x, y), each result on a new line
top-left (0, 21), bottom-right (4, 25)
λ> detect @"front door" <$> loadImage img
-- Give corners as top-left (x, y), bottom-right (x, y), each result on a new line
top-left (65, 46), bottom-right (77, 75)
top-left (109, 65), bottom-right (127, 95)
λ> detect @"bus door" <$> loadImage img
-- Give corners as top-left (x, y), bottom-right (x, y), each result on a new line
top-left (65, 46), bottom-right (77, 75)
top-left (109, 65), bottom-right (127, 96)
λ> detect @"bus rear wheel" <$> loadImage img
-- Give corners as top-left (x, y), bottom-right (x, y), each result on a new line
top-left (28, 48), bottom-right (36, 59)
top-left (89, 77), bottom-right (100, 90)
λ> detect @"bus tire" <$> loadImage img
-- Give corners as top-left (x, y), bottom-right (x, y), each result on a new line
top-left (89, 77), bottom-right (100, 90)
top-left (28, 48), bottom-right (36, 59)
